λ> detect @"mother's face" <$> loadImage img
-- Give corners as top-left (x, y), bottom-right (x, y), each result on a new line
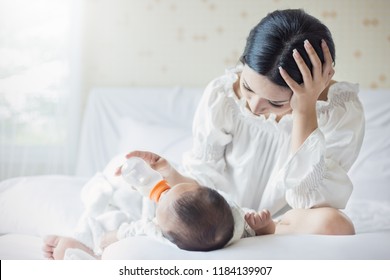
top-left (238, 64), bottom-right (293, 119)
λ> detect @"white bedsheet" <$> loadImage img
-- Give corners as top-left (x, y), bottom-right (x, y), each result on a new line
top-left (1, 228), bottom-right (390, 260)
top-left (102, 231), bottom-right (390, 260)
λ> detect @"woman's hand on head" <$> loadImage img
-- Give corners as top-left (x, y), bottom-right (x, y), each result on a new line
top-left (279, 39), bottom-right (335, 115)
top-left (115, 150), bottom-right (173, 178)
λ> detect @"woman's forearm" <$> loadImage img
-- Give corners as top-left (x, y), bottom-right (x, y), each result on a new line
top-left (291, 108), bottom-right (318, 153)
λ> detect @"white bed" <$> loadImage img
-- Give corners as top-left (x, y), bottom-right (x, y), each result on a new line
top-left (1, 86), bottom-right (390, 260)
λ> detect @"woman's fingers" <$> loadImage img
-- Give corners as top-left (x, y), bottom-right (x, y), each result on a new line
top-left (303, 39), bottom-right (334, 81)
top-left (278, 66), bottom-right (300, 93)
top-left (280, 39), bottom-right (334, 92)
top-left (279, 46), bottom-right (315, 93)
top-left (304, 40), bottom-right (322, 79)
top-left (292, 48), bottom-right (312, 84)
top-left (321, 39), bottom-right (335, 80)
top-left (321, 39), bottom-right (333, 68)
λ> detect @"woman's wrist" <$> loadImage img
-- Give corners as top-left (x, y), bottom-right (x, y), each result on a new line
top-left (293, 106), bottom-right (317, 118)
top-left (291, 108), bottom-right (318, 153)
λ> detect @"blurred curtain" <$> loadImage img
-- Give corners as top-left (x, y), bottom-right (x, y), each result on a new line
top-left (0, 0), bottom-right (83, 180)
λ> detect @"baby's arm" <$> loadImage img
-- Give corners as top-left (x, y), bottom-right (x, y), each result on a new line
top-left (244, 209), bottom-right (275, 236)
top-left (117, 150), bottom-right (198, 187)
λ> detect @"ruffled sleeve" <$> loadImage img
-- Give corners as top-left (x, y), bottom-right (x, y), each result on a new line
top-left (266, 82), bottom-right (365, 210)
top-left (182, 77), bottom-right (235, 196)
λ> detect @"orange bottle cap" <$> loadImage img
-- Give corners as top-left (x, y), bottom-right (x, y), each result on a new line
top-left (149, 180), bottom-right (171, 203)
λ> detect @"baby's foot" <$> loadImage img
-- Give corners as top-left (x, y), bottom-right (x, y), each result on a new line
top-left (244, 209), bottom-right (275, 235)
top-left (42, 235), bottom-right (95, 260)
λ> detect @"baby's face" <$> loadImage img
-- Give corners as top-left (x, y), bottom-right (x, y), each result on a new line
top-left (155, 182), bottom-right (200, 232)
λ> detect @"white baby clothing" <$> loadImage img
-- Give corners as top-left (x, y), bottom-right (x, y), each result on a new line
top-left (182, 66), bottom-right (365, 216)
top-left (72, 155), bottom-right (144, 255)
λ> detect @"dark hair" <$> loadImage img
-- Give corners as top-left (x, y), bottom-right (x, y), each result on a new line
top-left (240, 9), bottom-right (335, 87)
top-left (162, 186), bottom-right (234, 251)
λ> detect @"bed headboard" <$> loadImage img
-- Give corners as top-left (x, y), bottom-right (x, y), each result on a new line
top-left (76, 86), bottom-right (203, 176)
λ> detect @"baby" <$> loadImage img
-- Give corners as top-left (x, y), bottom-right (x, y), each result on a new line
top-left (103, 182), bottom-right (247, 252)
top-left (43, 155), bottom-right (271, 259)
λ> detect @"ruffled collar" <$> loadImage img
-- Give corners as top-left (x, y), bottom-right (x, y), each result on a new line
top-left (223, 65), bottom-right (293, 126)
top-left (223, 66), bottom-right (359, 125)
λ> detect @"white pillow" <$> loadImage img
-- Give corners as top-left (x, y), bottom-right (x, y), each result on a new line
top-left (117, 117), bottom-right (193, 166)
top-left (0, 175), bottom-right (86, 237)
top-left (348, 89), bottom-right (390, 202)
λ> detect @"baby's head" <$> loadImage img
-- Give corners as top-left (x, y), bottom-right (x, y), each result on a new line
top-left (155, 183), bottom-right (234, 251)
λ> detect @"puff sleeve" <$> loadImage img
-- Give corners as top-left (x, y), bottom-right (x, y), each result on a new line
top-left (265, 83), bottom-right (365, 210)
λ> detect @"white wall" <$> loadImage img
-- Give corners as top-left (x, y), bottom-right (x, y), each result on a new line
top-left (81, 0), bottom-right (390, 98)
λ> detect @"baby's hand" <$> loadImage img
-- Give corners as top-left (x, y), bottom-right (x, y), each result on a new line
top-left (115, 150), bottom-right (173, 178)
top-left (244, 209), bottom-right (272, 232)
top-left (100, 231), bottom-right (119, 250)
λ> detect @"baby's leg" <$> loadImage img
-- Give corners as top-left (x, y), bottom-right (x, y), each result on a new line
top-left (275, 207), bottom-right (355, 235)
top-left (43, 235), bottom-right (99, 260)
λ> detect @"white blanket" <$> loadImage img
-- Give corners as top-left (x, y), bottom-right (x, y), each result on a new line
top-left (72, 155), bottom-right (144, 255)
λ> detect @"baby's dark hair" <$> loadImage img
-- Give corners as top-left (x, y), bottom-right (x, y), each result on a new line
top-left (240, 9), bottom-right (335, 87)
top-left (162, 186), bottom-right (234, 251)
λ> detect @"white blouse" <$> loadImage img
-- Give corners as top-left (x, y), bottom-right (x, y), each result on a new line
top-left (182, 67), bottom-right (365, 216)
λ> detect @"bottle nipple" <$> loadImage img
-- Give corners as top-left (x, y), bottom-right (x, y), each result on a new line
top-left (121, 156), bottom-right (171, 202)
top-left (149, 180), bottom-right (171, 203)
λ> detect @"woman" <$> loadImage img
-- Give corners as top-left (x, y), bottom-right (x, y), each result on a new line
top-left (43, 9), bottom-right (364, 260)
top-left (123, 9), bottom-right (364, 234)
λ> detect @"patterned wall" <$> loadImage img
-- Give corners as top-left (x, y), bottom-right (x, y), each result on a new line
top-left (83, 0), bottom-right (390, 91)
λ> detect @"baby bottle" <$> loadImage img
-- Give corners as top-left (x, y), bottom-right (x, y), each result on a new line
top-left (121, 157), bottom-right (170, 203)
